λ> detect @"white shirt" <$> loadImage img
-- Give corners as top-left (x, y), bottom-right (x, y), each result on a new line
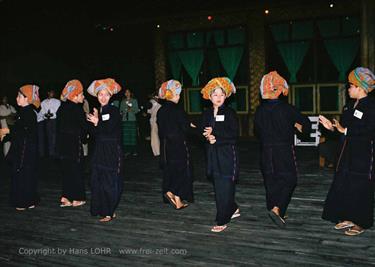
top-left (40, 98), bottom-right (61, 120)
top-left (147, 99), bottom-right (161, 123)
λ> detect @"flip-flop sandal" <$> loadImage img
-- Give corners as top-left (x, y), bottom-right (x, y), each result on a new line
top-left (231, 209), bottom-right (241, 219)
top-left (60, 202), bottom-right (73, 207)
top-left (334, 222), bottom-right (354, 230)
top-left (164, 193), bottom-right (177, 209)
top-left (268, 210), bottom-right (286, 228)
top-left (211, 225), bottom-right (228, 233)
top-left (72, 201), bottom-right (86, 207)
top-left (100, 214), bottom-right (116, 222)
top-left (345, 228), bottom-right (364, 236)
top-left (176, 203), bottom-right (189, 210)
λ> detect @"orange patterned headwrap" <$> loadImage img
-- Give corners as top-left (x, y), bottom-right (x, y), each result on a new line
top-left (158, 80), bottom-right (182, 100)
top-left (260, 71), bottom-right (289, 99)
top-left (201, 77), bottom-right (236, 100)
top-left (348, 67), bottom-right (375, 93)
top-left (87, 78), bottom-right (121, 97)
top-left (19, 84), bottom-right (40, 108)
top-left (61, 79), bottom-right (83, 102)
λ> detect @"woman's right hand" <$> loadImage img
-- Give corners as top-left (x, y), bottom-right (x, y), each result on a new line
top-left (319, 115), bottom-right (334, 131)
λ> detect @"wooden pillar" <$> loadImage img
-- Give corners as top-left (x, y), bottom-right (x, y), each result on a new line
top-left (361, 0), bottom-right (375, 71)
top-left (154, 25), bottom-right (167, 90)
top-left (248, 13), bottom-right (266, 136)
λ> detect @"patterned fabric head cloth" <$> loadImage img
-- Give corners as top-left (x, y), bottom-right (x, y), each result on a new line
top-left (19, 84), bottom-right (40, 108)
top-left (87, 78), bottom-right (122, 97)
top-left (61, 79), bottom-right (83, 102)
top-left (260, 71), bottom-right (289, 99)
top-left (201, 77), bottom-right (236, 100)
top-left (158, 80), bottom-right (182, 100)
top-left (348, 67), bottom-right (375, 93)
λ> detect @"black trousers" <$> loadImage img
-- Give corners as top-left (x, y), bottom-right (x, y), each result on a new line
top-left (213, 177), bottom-right (238, 226)
top-left (61, 158), bottom-right (86, 201)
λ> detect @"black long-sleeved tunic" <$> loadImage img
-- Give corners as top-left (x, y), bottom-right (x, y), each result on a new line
top-left (90, 104), bottom-right (123, 217)
top-left (157, 101), bottom-right (193, 202)
top-left (6, 105), bottom-right (39, 208)
top-left (201, 105), bottom-right (239, 181)
top-left (322, 96), bottom-right (375, 228)
top-left (254, 99), bottom-right (311, 216)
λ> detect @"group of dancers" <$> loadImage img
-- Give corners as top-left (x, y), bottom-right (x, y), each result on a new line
top-left (0, 66), bottom-right (374, 235)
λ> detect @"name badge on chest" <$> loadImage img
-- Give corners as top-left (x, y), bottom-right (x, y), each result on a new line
top-left (215, 115), bottom-right (225, 122)
top-left (353, 109), bottom-right (363, 119)
top-left (102, 114), bottom-right (110, 121)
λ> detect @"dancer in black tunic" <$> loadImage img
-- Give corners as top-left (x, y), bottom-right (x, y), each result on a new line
top-left (320, 67), bottom-right (375, 236)
top-left (57, 80), bottom-right (87, 207)
top-left (157, 80), bottom-right (193, 209)
top-left (4, 85), bottom-right (40, 210)
top-left (254, 71), bottom-right (311, 227)
top-left (200, 77), bottom-right (239, 233)
top-left (86, 78), bottom-right (123, 222)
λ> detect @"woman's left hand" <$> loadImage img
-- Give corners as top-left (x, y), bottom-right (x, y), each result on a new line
top-left (333, 119), bottom-right (346, 134)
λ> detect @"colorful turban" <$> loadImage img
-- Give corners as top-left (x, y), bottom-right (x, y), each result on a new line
top-left (158, 80), bottom-right (182, 100)
top-left (61, 79), bottom-right (83, 102)
top-left (19, 84), bottom-right (40, 108)
top-left (260, 71), bottom-right (289, 99)
top-left (348, 67), bottom-right (375, 93)
top-left (201, 77), bottom-right (236, 100)
top-left (87, 78), bottom-right (121, 97)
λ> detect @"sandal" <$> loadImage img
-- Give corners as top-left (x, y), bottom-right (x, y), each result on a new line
top-left (15, 207), bottom-right (26, 211)
top-left (268, 210), bottom-right (286, 228)
top-left (72, 201), bottom-right (86, 207)
top-left (99, 214), bottom-right (116, 222)
top-left (176, 203), bottom-right (189, 210)
top-left (345, 228), bottom-right (364, 236)
top-left (211, 225), bottom-right (228, 233)
top-left (231, 209), bottom-right (241, 219)
top-left (334, 221), bottom-right (354, 230)
top-left (60, 201), bottom-right (73, 207)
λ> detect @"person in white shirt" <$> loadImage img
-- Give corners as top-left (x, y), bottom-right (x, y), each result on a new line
top-left (0, 96), bottom-right (17, 156)
top-left (40, 89), bottom-right (61, 158)
top-left (147, 95), bottom-right (161, 156)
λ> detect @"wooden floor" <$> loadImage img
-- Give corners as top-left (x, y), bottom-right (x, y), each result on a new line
top-left (1, 140), bottom-right (375, 266)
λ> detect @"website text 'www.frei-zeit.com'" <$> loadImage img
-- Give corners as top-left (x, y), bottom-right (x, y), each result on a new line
top-left (18, 247), bottom-right (188, 256)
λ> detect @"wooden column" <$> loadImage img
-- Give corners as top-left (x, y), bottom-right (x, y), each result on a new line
top-left (154, 25), bottom-right (167, 90)
top-left (248, 13), bottom-right (265, 136)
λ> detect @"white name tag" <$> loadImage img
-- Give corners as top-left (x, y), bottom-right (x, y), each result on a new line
top-left (215, 115), bottom-right (225, 122)
top-left (102, 114), bottom-right (110, 121)
top-left (354, 109), bottom-right (363, 119)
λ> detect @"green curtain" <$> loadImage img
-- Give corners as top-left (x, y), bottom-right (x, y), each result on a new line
top-left (217, 47), bottom-right (244, 80)
top-left (168, 51), bottom-right (182, 80)
top-left (270, 23), bottom-right (289, 42)
top-left (323, 38), bottom-right (359, 81)
top-left (318, 19), bottom-right (360, 81)
top-left (277, 41), bottom-right (310, 83)
top-left (189, 90), bottom-right (202, 112)
top-left (178, 50), bottom-right (204, 86)
top-left (207, 48), bottom-right (222, 77)
top-left (227, 27), bottom-right (245, 45)
top-left (187, 32), bottom-right (204, 48)
top-left (213, 30), bottom-right (225, 46)
top-left (168, 33), bottom-right (184, 49)
top-left (271, 22), bottom-right (313, 83)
